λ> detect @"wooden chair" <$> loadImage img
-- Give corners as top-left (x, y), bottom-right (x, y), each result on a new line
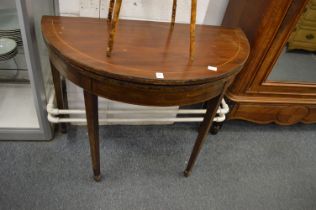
top-left (106, 0), bottom-right (197, 61)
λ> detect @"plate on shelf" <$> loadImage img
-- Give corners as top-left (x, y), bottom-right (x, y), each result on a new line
top-left (0, 49), bottom-right (18, 62)
top-left (0, 35), bottom-right (22, 41)
top-left (0, 27), bottom-right (23, 47)
top-left (0, 30), bottom-right (20, 34)
top-left (0, 47), bottom-right (17, 57)
top-left (0, 38), bottom-right (17, 56)
top-left (0, 31), bottom-right (20, 34)
top-left (0, 54), bottom-right (18, 62)
top-left (0, 34), bottom-right (22, 38)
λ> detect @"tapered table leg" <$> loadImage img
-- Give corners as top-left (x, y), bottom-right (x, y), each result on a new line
top-left (50, 62), bottom-right (67, 133)
top-left (190, 0), bottom-right (197, 62)
top-left (61, 78), bottom-right (69, 111)
top-left (184, 83), bottom-right (228, 177)
top-left (108, 0), bottom-right (115, 21)
top-left (83, 90), bottom-right (101, 182)
top-left (107, 0), bottom-right (123, 57)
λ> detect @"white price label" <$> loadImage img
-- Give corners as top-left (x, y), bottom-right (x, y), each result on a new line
top-left (208, 66), bottom-right (218, 71)
top-left (156, 72), bottom-right (164, 79)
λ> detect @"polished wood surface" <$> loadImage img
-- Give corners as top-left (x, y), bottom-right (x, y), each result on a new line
top-left (223, 0), bottom-right (316, 125)
top-left (42, 16), bottom-right (248, 86)
top-left (42, 16), bottom-right (249, 181)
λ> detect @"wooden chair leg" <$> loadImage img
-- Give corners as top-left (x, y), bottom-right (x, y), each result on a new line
top-left (108, 0), bottom-right (115, 21)
top-left (50, 62), bottom-right (67, 133)
top-left (190, 0), bottom-right (197, 62)
top-left (184, 83), bottom-right (228, 177)
top-left (171, 0), bottom-right (177, 25)
top-left (83, 90), bottom-right (101, 182)
top-left (107, 0), bottom-right (123, 57)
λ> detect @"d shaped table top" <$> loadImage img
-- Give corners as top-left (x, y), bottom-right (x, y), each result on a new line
top-left (41, 16), bottom-right (249, 86)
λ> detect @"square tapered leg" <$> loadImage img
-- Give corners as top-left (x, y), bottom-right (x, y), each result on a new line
top-left (83, 90), bottom-right (101, 181)
top-left (50, 62), bottom-right (68, 133)
top-left (184, 81), bottom-right (229, 177)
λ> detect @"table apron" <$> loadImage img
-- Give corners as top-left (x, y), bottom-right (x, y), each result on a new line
top-left (49, 50), bottom-right (232, 106)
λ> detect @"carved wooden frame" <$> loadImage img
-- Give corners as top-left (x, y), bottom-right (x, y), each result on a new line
top-left (223, 0), bottom-right (316, 125)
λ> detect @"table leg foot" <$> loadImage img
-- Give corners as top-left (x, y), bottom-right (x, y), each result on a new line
top-left (183, 170), bottom-right (191, 177)
top-left (93, 174), bottom-right (102, 182)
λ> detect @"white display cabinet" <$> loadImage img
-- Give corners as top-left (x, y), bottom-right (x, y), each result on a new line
top-left (0, 0), bottom-right (57, 140)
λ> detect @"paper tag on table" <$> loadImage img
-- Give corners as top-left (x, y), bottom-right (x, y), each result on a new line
top-left (208, 66), bottom-right (218, 71)
top-left (156, 72), bottom-right (164, 79)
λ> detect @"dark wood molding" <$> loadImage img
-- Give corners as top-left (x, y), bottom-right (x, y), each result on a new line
top-left (223, 0), bottom-right (315, 125)
top-left (229, 102), bottom-right (316, 125)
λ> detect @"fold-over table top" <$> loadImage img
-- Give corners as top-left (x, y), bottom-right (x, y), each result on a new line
top-left (42, 16), bottom-right (249, 85)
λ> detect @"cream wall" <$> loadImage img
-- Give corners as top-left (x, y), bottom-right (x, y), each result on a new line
top-left (59, 0), bottom-right (229, 25)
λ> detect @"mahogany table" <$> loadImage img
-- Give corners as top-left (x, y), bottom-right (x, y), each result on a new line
top-left (41, 16), bottom-right (249, 181)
